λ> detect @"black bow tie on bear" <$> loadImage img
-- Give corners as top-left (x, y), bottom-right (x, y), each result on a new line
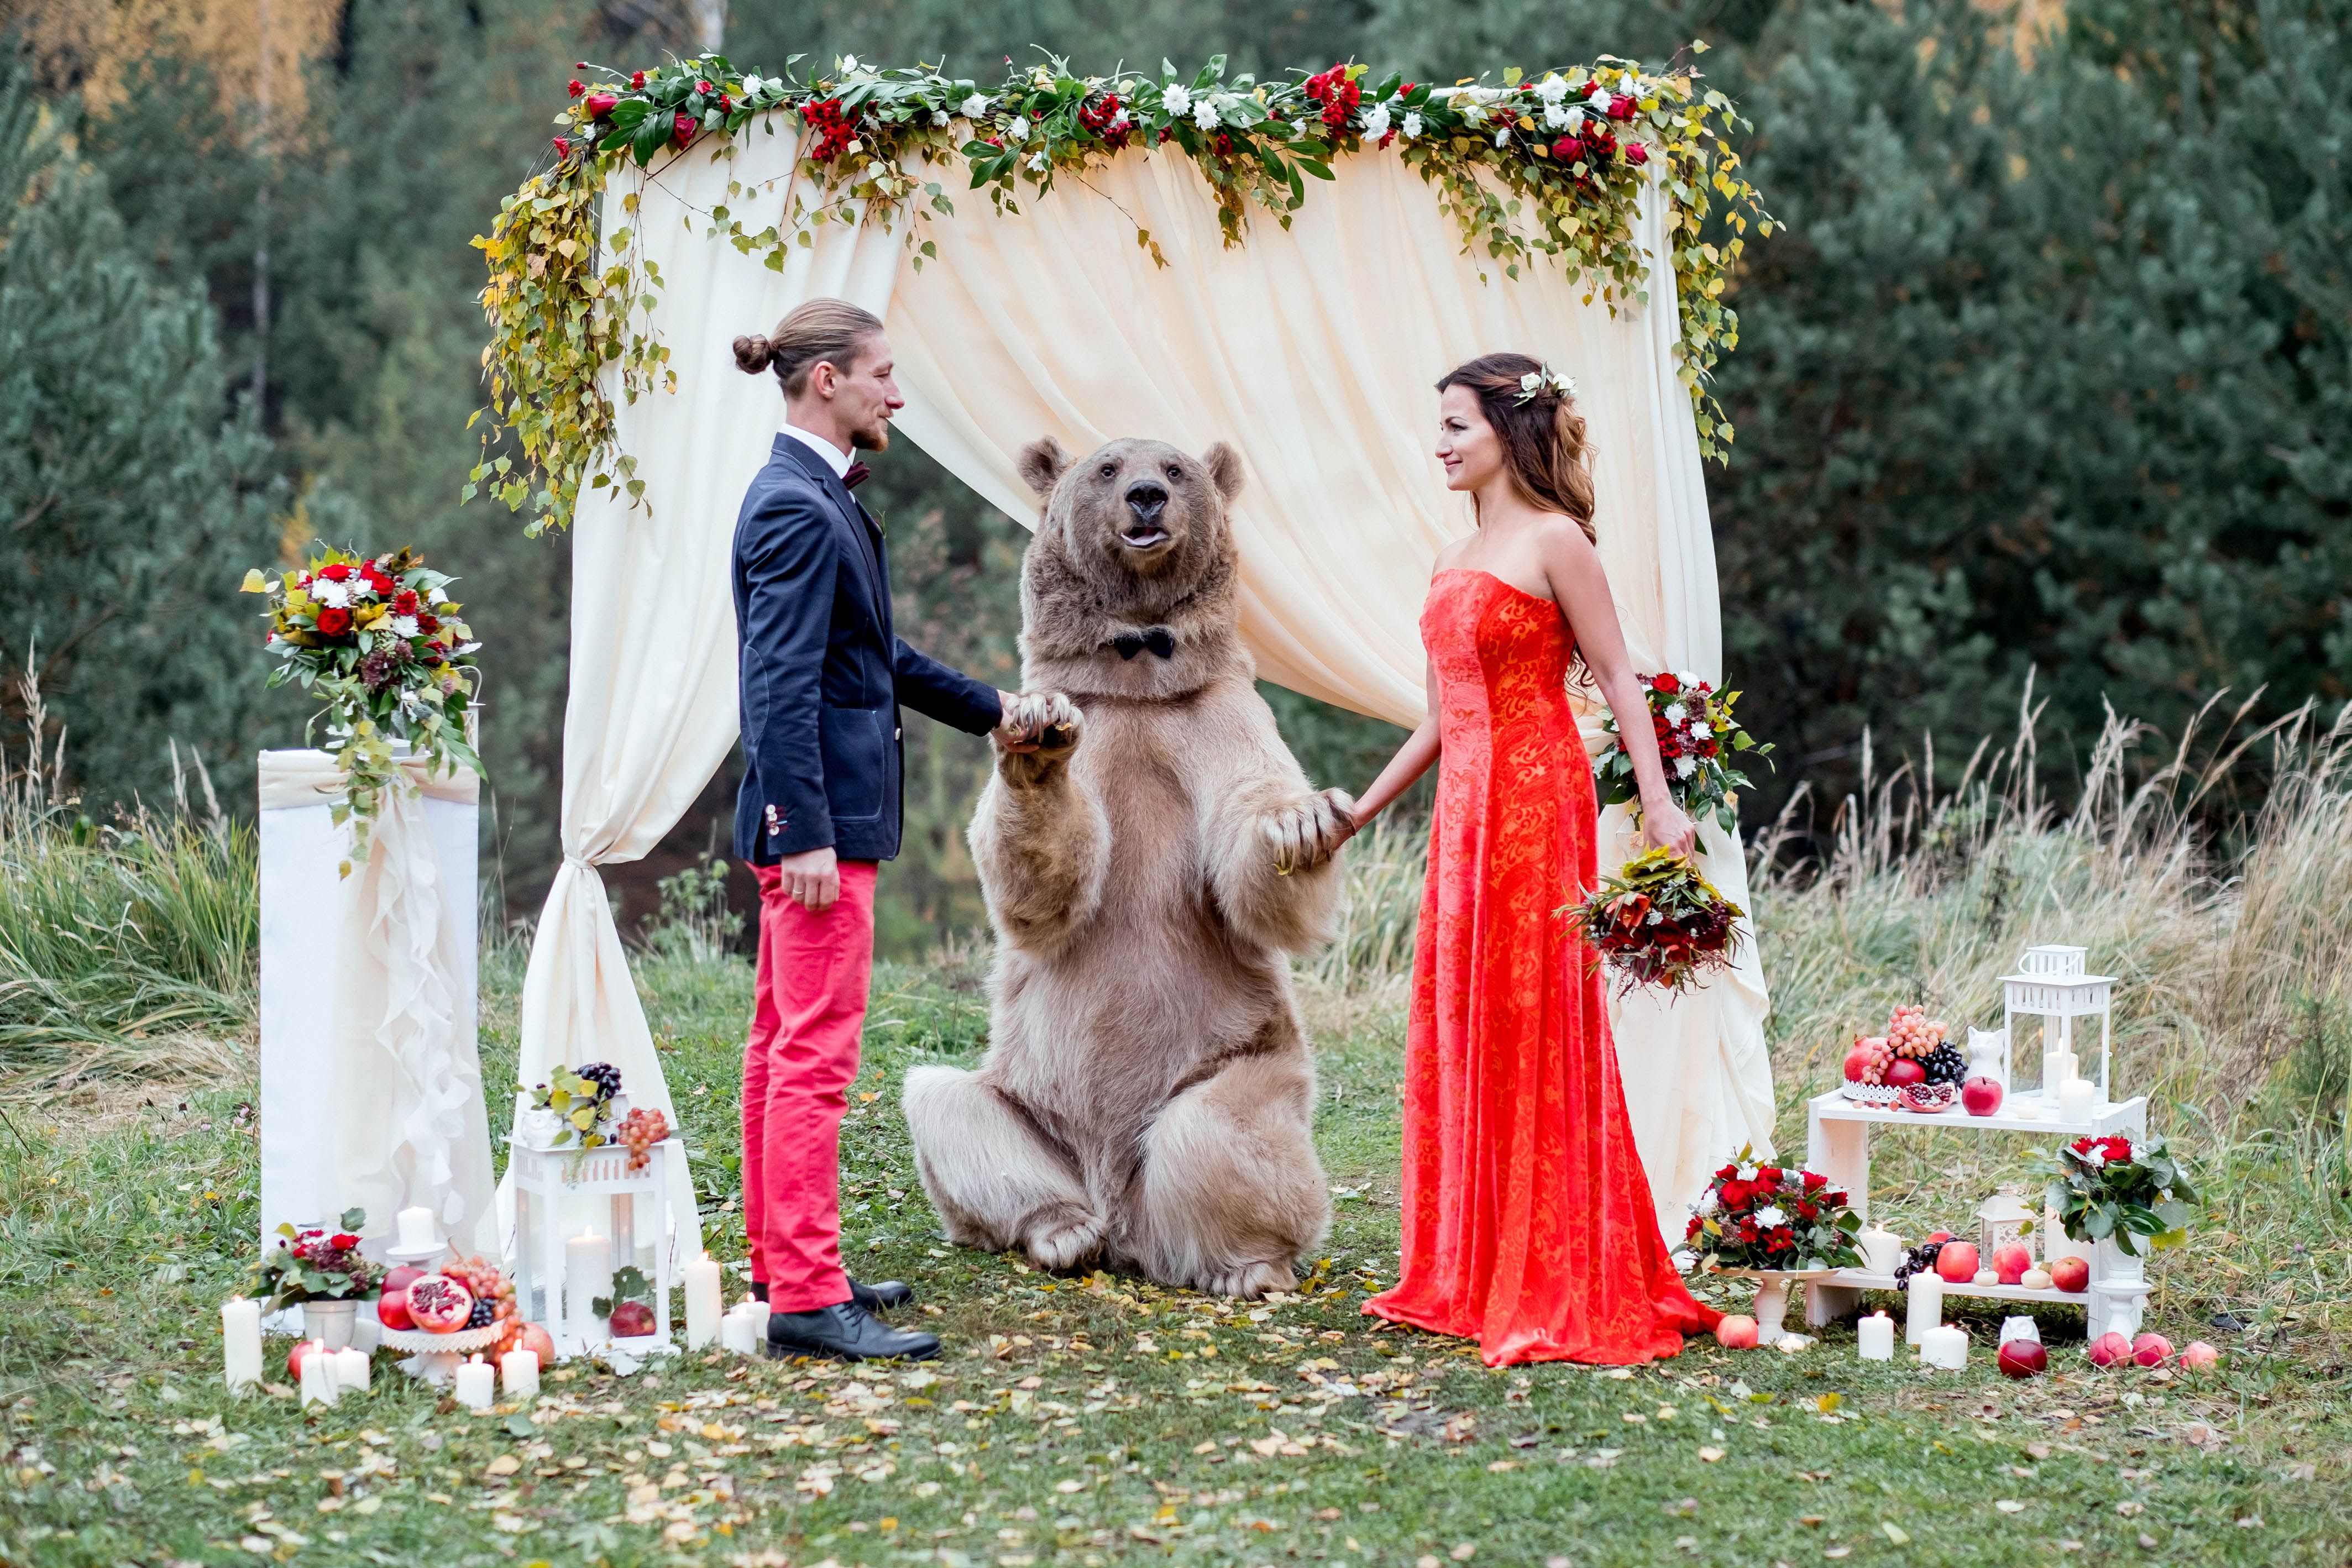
top-left (1111, 627), bottom-right (1178, 660)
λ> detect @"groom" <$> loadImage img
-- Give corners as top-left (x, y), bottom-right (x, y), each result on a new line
top-left (732, 297), bottom-right (1052, 1361)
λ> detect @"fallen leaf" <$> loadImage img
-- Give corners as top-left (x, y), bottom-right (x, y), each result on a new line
top-left (1698, 1447), bottom-right (1725, 1462)
top-left (484, 1455), bottom-right (520, 1477)
top-left (1450, 1545), bottom-right (1476, 1561)
top-left (1996, 1500), bottom-right (2026, 1514)
top-left (1881, 1522), bottom-right (1910, 1544)
top-left (1816, 1392), bottom-right (1842, 1413)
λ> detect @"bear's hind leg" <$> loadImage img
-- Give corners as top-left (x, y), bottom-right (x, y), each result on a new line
top-left (1125, 1051), bottom-right (1330, 1299)
top-left (903, 1064), bottom-right (1104, 1270)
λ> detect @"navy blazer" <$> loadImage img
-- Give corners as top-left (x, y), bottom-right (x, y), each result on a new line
top-left (732, 435), bottom-right (1001, 864)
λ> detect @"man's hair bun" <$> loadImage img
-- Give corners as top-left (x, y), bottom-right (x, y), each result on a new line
top-left (733, 333), bottom-right (776, 374)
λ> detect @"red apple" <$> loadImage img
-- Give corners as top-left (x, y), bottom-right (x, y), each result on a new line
top-left (2088, 1331), bottom-right (2133, 1367)
top-left (1997, 1339), bottom-right (2048, 1378)
top-left (609, 1299), bottom-right (657, 1338)
top-left (2179, 1340), bottom-right (2219, 1371)
top-left (287, 1339), bottom-right (321, 1382)
top-left (2048, 1255), bottom-right (2089, 1294)
top-left (1925, 1229), bottom-right (1953, 1245)
top-left (2131, 1332), bottom-right (2173, 1367)
top-left (515, 1321), bottom-right (557, 1365)
top-left (1961, 1076), bottom-right (2005, 1116)
top-left (1992, 1243), bottom-right (2033, 1285)
top-left (1935, 1241), bottom-right (1981, 1284)
top-left (1714, 1314), bottom-right (1759, 1350)
top-left (1885, 1058), bottom-right (1926, 1088)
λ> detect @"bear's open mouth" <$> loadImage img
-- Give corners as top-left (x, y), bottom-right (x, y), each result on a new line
top-left (1118, 525), bottom-right (1170, 549)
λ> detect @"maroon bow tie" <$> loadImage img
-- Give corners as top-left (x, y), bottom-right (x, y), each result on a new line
top-left (842, 461), bottom-right (870, 490)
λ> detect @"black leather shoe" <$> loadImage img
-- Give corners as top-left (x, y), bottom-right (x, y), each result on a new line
top-left (766, 1301), bottom-right (940, 1362)
top-left (851, 1278), bottom-right (914, 1312)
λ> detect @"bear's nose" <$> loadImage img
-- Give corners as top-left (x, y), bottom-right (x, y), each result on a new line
top-left (1124, 481), bottom-right (1168, 523)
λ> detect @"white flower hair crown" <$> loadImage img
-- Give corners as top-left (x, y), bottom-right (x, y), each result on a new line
top-left (1515, 365), bottom-right (1578, 405)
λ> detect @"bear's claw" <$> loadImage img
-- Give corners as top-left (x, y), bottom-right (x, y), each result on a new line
top-left (1022, 1207), bottom-right (1105, 1272)
top-left (1198, 1259), bottom-right (1296, 1299)
top-left (1260, 787), bottom-right (1355, 873)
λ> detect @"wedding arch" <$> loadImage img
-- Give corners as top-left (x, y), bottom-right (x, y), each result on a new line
top-left (475, 50), bottom-right (1779, 1260)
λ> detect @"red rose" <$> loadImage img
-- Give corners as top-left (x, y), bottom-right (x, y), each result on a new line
top-left (1686, 1215), bottom-right (1703, 1240)
top-left (696, 79), bottom-right (713, 95)
top-left (318, 562), bottom-right (353, 582)
top-left (1717, 1163), bottom-right (1737, 1180)
top-left (630, 70), bottom-right (647, 89)
top-left (586, 91), bottom-right (618, 117)
top-left (1720, 1181), bottom-right (1750, 1209)
top-left (393, 589), bottom-right (420, 615)
top-left (718, 92), bottom-right (732, 114)
top-left (418, 612), bottom-right (440, 634)
top-left (316, 606), bottom-right (353, 636)
top-left (553, 136), bottom-right (570, 156)
top-left (331, 1233), bottom-right (359, 1250)
top-left (672, 111), bottom-right (697, 146)
top-left (1795, 1200), bottom-right (1817, 1221)
top-left (1652, 672), bottom-right (1680, 694)
top-left (1757, 1165), bottom-right (1782, 1186)
top-left (1624, 141), bottom-right (1648, 166)
top-left (568, 78), bottom-right (584, 98)
top-left (1803, 1170), bottom-right (1827, 1190)
top-left (1610, 93), bottom-right (1636, 119)
top-left (1551, 135), bottom-right (1579, 160)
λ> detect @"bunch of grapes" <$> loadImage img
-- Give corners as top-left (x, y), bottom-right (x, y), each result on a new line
top-left (1890, 1241), bottom-right (1948, 1287)
top-left (619, 1107), bottom-right (670, 1174)
top-left (576, 1061), bottom-right (624, 1103)
top-left (1886, 1005), bottom-right (1948, 1060)
top-left (444, 1254), bottom-right (517, 1333)
top-left (1922, 1039), bottom-right (1968, 1085)
top-left (1850, 1035), bottom-right (1893, 1085)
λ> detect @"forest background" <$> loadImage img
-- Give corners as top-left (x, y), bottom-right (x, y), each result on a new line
top-left (4, 0), bottom-right (2346, 955)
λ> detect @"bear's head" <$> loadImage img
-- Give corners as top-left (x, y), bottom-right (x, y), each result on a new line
top-left (1014, 435), bottom-right (1250, 700)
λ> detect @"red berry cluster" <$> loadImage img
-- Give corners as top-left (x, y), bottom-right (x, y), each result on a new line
top-left (1302, 64), bottom-right (1360, 130)
top-left (800, 97), bottom-right (858, 160)
top-left (1078, 92), bottom-right (1132, 150)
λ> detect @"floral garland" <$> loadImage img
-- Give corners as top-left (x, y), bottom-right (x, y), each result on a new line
top-left (472, 49), bottom-right (1768, 536)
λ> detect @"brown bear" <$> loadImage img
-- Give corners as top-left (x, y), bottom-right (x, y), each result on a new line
top-left (901, 434), bottom-right (1353, 1298)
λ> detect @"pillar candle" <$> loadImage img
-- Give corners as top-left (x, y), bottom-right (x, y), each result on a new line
top-left (2058, 1077), bottom-right (2098, 1123)
top-left (684, 1252), bottom-right (722, 1350)
top-left (1921, 1324), bottom-right (1968, 1369)
top-left (501, 1349), bottom-right (540, 1402)
top-left (2042, 1048), bottom-right (2076, 1098)
top-left (566, 1231), bottom-right (612, 1339)
top-left (351, 1307), bottom-right (382, 1355)
top-left (221, 1297), bottom-right (263, 1392)
top-left (454, 1354), bottom-right (496, 1410)
top-left (396, 1205), bottom-right (438, 1252)
top-left (1857, 1311), bottom-right (1895, 1361)
top-left (331, 1346), bottom-right (370, 1396)
top-left (298, 1340), bottom-right (337, 1407)
top-left (1905, 1271), bottom-right (1944, 1347)
top-left (1858, 1224), bottom-right (1903, 1276)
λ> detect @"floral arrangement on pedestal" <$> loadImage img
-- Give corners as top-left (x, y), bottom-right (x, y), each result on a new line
top-left (241, 548), bottom-right (483, 874)
top-left (1685, 1150), bottom-right (1864, 1272)
top-left (1594, 670), bottom-right (1772, 832)
top-left (1563, 846), bottom-right (1745, 996)
top-left (474, 48), bottom-right (1767, 536)
top-left (255, 1209), bottom-right (385, 1310)
top-left (2033, 1132), bottom-right (2196, 1258)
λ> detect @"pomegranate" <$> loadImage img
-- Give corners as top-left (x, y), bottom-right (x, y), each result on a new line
top-left (2049, 1255), bottom-right (2090, 1293)
top-left (2179, 1340), bottom-right (2219, 1371)
top-left (1713, 1314), bottom-right (1759, 1350)
top-left (404, 1273), bottom-right (476, 1334)
top-left (1997, 1339), bottom-right (2047, 1378)
top-left (1843, 1045), bottom-right (1875, 1083)
top-left (1935, 1242), bottom-right (1981, 1284)
top-left (2131, 1331), bottom-right (2173, 1367)
top-left (1961, 1076), bottom-right (2005, 1116)
top-left (1992, 1243), bottom-right (2033, 1285)
top-left (1885, 1058), bottom-right (1926, 1088)
top-left (514, 1321), bottom-right (557, 1365)
top-left (2087, 1331), bottom-right (2133, 1367)
top-left (609, 1299), bottom-right (657, 1338)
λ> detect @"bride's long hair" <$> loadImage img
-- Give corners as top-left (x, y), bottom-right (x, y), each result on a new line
top-left (1436, 352), bottom-right (1597, 544)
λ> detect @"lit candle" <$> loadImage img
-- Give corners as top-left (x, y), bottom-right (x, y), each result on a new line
top-left (331, 1346), bottom-right (370, 1396)
top-left (1921, 1324), bottom-right (1968, 1369)
top-left (566, 1231), bottom-right (612, 1340)
top-left (1905, 1271), bottom-right (1944, 1346)
top-left (1857, 1311), bottom-right (1895, 1361)
top-left (221, 1297), bottom-right (263, 1392)
top-left (501, 1349), bottom-right (540, 1402)
top-left (684, 1252), bottom-right (723, 1351)
top-left (1858, 1224), bottom-right (1903, 1276)
top-left (2058, 1077), bottom-right (2098, 1124)
top-left (298, 1340), bottom-right (337, 1407)
top-left (396, 1205), bottom-right (438, 1253)
top-left (454, 1354), bottom-right (496, 1410)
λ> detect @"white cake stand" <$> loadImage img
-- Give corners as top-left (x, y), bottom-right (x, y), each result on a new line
top-left (379, 1324), bottom-right (502, 1385)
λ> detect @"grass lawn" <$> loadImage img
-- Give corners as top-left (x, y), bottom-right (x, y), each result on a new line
top-left (3, 946), bottom-right (2349, 1568)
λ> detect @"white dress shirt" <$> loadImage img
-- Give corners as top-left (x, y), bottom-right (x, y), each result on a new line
top-left (779, 420), bottom-right (854, 480)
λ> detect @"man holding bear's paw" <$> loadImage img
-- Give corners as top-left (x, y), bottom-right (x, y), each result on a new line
top-left (729, 297), bottom-right (1075, 1362)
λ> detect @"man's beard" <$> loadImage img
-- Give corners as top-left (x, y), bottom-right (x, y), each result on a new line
top-left (851, 421), bottom-right (890, 453)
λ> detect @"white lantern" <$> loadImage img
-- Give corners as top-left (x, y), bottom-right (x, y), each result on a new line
top-left (508, 1136), bottom-right (680, 1360)
top-left (1978, 1189), bottom-right (2035, 1260)
top-left (1999, 945), bottom-right (2115, 1102)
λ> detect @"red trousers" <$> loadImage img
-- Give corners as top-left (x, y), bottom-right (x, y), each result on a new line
top-left (742, 859), bottom-right (877, 1312)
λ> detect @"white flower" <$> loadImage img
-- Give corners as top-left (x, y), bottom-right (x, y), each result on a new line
top-left (1566, 106), bottom-right (1588, 133)
top-left (931, 108), bottom-right (949, 127)
top-left (1194, 98), bottom-right (1221, 130)
top-left (1401, 110), bottom-right (1423, 139)
top-left (1754, 1205), bottom-right (1788, 1229)
top-left (1677, 668), bottom-right (1703, 688)
top-left (1162, 84), bottom-right (1192, 117)
top-left (1536, 72), bottom-right (1569, 104)
top-left (1028, 150), bottom-right (1050, 171)
top-left (2082, 1148), bottom-right (2107, 1169)
top-left (428, 585), bottom-right (451, 606)
top-left (311, 579), bottom-right (351, 609)
top-left (1110, 110), bottom-right (1130, 131)
top-left (1675, 756), bottom-right (1698, 779)
top-left (742, 74), bottom-right (764, 97)
top-left (1586, 82), bottom-right (1612, 109)
top-left (961, 93), bottom-right (992, 118)
top-left (1696, 1191), bottom-right (1720, 1215)
top-left (1543, 103), bottom-right (1569, 131)
top-left (387, 615), bottom-right (421, 639)
top-left (1460, 102), bottom-right (1484, 125)
top-left (1006, 114), bottom-right (1030, 143)
top-left (839, 54), bottom-right (860, 74)
top-left (1663, 702), bottom-right (1687, 724)
top-left (1520, 371), bottom-right (1544, 398)
top-left (1363, 102), bottom-right (1392, 138)
top-left (1689, 722), bottom-right (1712, 740)
top-left (1737, 1163), bottom-right (1759, 1182)
top-left (1494, 127), bottom-right (1511, 147)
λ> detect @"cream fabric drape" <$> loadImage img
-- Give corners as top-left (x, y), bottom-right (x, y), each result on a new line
top-left (505, 122), bottom-right (903, 1268)
top-left (522, 124), bottom-right (1775, 1262)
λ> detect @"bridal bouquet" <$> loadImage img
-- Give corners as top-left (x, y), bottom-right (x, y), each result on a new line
top-left (1685, 1150), bottom-right (1864, 1273)
top-left (1594, 671), bottom-right (1772, 832)
top-left (242, 548), bottom-right (483, 873)
top-left (2032, 1131), bottom-right (2197, 1258)
top-left (1564, 846), bottom-right (1745, 997)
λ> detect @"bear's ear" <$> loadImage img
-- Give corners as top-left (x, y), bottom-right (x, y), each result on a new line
top-left (1202, 442), bottom-right (1245, 503)
top-left (1018, 437), bottom-right (1072, 497)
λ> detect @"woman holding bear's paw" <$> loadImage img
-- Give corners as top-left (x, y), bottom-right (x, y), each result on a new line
top-left (1345, 352), bottom-right (1720, 1367)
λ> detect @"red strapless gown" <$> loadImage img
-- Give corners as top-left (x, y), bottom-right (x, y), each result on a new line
top-left (1363, 570), bottom-right (1718, 1366)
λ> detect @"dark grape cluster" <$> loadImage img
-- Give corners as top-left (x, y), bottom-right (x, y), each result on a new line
top-left (1890, 1241), bottom-right (1947, 1286)
top-left (576, 1061), bottom-right (623, 1102)
top-left (1923, 1042), bottom-right (1967, 1085)
top-left (466, 1296), bottom-right (496, 1330)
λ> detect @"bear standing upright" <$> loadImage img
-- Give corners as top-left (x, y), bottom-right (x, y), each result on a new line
top-left (902, 435), bottom-right (1353, 1298)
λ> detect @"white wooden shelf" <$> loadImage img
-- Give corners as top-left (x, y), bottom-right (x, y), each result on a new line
top-left (1808, 1090), bottom-right (2146, 1137)
top-left (1815, 1268), bottom-right (2087, 1306)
